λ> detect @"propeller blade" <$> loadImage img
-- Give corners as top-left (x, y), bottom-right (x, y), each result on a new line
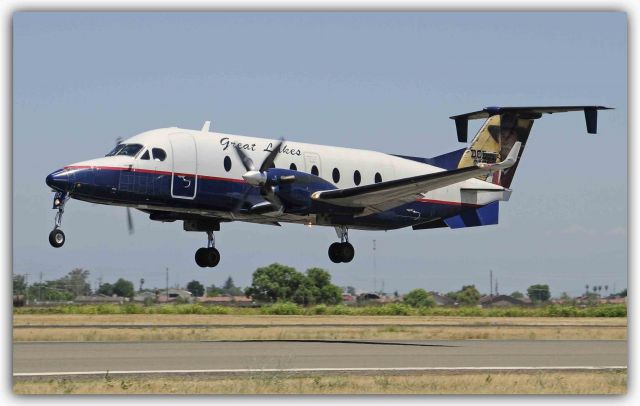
top-left (233, 146), bottom-right (256, 172)
top-left (259, 138), bottom-right (284, 173)
top-left (126, 207), bottom-right (134, 235)
top-left (232, 188), bottom-right (253, 213)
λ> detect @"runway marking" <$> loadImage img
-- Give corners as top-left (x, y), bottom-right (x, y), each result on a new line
top-left (14, 366), bottom-right (627, 378)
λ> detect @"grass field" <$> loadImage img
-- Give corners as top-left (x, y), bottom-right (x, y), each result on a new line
top-left (13, 314), bottom-right (627, 341)
top-left (13, 371), bottom-right (627, 394)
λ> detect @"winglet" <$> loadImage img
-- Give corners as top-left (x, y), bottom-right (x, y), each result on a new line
top-left (478, 141), bottom-right (521, 171)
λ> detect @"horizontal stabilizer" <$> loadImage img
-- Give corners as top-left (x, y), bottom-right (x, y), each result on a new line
top-left (450, 105), bottom-right (613, 142)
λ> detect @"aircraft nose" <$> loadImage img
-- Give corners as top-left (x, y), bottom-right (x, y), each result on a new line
top-left (46, 169), bottom-right (70, 192)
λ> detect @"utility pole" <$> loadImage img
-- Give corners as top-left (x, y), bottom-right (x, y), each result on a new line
top-left (24, 273), bottom-right (30, 305)
top-left (373, 239), bottom-right (377, 293)
top-left (489, 270), bottom-right (493, 298)
top-left (495, 279), bottom-right (499, 296)
top-left (166, 267), bottom-right (169, 302)
top-left (39, 272), bottom-right (43, 302)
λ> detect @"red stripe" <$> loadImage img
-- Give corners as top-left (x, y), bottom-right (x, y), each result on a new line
top-left (63, 165), bottom-right (246, 184)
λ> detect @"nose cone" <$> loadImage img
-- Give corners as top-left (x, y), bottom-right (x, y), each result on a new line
top-left (46, 169), bottom-right (70, 192)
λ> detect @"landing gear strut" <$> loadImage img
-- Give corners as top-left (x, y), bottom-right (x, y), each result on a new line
top-left (328, 226), bottom-right (355, 263)
top-left (195, 230), bottom-right (220, 268)
top-left (49, 192), bottom-right (69, 248)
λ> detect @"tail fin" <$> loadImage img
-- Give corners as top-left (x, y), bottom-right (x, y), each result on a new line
top-left (451, 106), bottom-right (611, 188)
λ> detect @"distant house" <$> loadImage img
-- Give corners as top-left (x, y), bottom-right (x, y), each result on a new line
top-left (156, 288), bottom-right (193, 303)
top-left (197, 295), bottom-right (253, 305)
top-left (428, 292), bottom-right (455, 306)
top-left (74, 294), bottom-right (127, 304)
top-left (479, 294), bottom-right (529, 308)
top-left (341, 294), bottom-right (357, 303)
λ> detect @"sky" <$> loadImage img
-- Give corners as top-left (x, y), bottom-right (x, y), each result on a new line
top-left (12, 12), bottom-right (627, 297)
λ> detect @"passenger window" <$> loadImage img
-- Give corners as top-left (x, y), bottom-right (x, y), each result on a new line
top-left (375, 172), bottom-right (382, 183)
top-left (224, 156), bottom-right (232, 172)
top-left (353, 170), bottom-right (361, 186)
top-left (152, 148), bottom-right (167, 161)
top-left (140, 150), bottom-right (150, 160)
top-left (290, 163), bottom-right (297, 171)
top-left (332, 168), bottom-right (340, 183)
top-left (311, 165), bottom-right (319, 176)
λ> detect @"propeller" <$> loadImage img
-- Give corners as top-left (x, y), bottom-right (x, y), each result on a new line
top-left (126, 207), bottom-right (135, 235)
top-left (233, 139), bottom-right (290, 213)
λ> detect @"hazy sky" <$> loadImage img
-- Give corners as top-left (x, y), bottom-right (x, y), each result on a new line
top-left (13, 12), bottom-right (627, 296)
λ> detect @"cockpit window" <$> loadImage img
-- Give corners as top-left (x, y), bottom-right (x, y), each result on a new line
top-left (152, 148), bottom-right (167, 161)
top-left (140, 150), bottom-right (150, 160)
top-left (106, 143), bottom-right (143, 157)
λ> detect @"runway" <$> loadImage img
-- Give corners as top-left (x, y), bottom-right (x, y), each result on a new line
top-left (13, 339), bottom-right (627, 377)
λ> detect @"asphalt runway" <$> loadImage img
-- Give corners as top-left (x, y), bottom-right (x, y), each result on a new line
top-left (13, 339), bottom-right (627, 376)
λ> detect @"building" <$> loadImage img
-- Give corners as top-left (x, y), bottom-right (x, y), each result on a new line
top-left (479, 294), bottom-right (529, 308)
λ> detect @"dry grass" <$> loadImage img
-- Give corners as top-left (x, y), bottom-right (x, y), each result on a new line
top-left (13, 371), bottom-right (627, 394)
top-left (13, 314), bottom-right (628, 327)
top-left (12, 325), bottom-right (627, 342)
top-left (13, 314), bottom-right (626, 342)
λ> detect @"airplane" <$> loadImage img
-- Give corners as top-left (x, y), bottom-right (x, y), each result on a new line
top-left (45, 105), bottom-right (610, 267)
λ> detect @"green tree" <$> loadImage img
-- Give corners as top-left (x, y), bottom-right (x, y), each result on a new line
top-left (97, 283), bottom-right (114, 296)
top-left (510, 291), bottom-right (524, 300)
top-left (187, 280), bottom-right (205, 297)
top-left (527, 284), bottom-right (551, 302)
top-left (245, 263), bottom-right (307, 303)
top-left (13, 275), bottom-right (27, 295)
top-left (245, 264), bottom-right (342, 305)
top-left (403, 289), bottom-right (435, 308)
top-left (206, 283), bottom-right (223, 297)
top-left (113, 278), bottom-right (135, 298)
top-left (346, 286), bottom-right (356, 296)
top-left (56, 268), bottom-right (92, 297)
top-left (449, 285), bottom-right (481, 306)
top-left (222, 276), bottom-right (243, 296)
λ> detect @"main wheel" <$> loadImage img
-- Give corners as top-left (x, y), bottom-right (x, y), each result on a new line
top-left (339, 242), bottom-right (355, 263)
top-left (48, 229), bottom-right (65, 248)
top-left (206, 247), bottom-right (220, 268)
top-left (328, 242), bottom-right (341, 263)
top-left (195, 248), bottom-right (208, 267)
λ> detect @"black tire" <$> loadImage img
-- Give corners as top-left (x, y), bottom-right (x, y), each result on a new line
top-left (328, 242), bottom-right (341, 263)
top-left (48, 229), bottom-right (65, 248)
top-left (195, 248), bottom-right (208, 268)
top-left (339, 242), bottom-right (355, 263)
top-left (207, 248), bottom-right (220, 268)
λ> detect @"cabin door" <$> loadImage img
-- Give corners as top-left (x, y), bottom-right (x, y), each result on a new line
top-left (169, 134), bottom-right (198, 199)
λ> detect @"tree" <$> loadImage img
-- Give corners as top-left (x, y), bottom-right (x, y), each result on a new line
top-left (510, 291), bottom-right (524, 299)
top-left (13, 275), bottom-right (27, 295)
top-left (346, 286), bottom-right (356, 296)
top-left (97, 283), bottom-right (114, 296)
top-left (222, 276), bottom-right (243, 296)
top-left (56, 268), bottom-right (91, 297)
top-left (448, 285), bottom-right (481, 306)
top-left (113, 278), bottom-right (135, 298)
top-left (245, 263), bottom-right (342, 305)
top-left (187, 280), bottom-right (205, 297)
top-left (527, 284), bottom-right (550, 302)
top-left (403, 289), bottom-right (435, 308)
top-left (206, 283), bottom-right (223, 297)
top-left (245, 263), bottom-right (307, 303)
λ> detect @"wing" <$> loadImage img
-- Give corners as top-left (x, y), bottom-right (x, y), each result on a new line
top-left (311, 142), bottom-right (521, 214)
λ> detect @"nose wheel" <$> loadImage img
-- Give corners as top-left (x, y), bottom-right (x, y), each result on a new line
top-left (48, 192), bottom-right (69, 248)
top-left (329, 226), bottom-right (355, 263)
top-left (195, 230), bottom-right (220, 268)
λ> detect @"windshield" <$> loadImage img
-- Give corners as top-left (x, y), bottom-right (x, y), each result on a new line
top-left (106, 143), bottom-right (143, 157)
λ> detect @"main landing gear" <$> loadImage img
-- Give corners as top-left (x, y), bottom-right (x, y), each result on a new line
top-left (328, 226), bottom-right (355, 263)
top-left (195, 230), bottom-right (220, 268)
top-left (48, 192), bottom-right (69, 248)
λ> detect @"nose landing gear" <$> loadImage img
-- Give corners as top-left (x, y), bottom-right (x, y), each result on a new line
top-left (329, 226), bottom-right (355, 263)
top-left (195, 230), bottom-right (220, 268)
top-left (48, 192), bottom-right (69, 248)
